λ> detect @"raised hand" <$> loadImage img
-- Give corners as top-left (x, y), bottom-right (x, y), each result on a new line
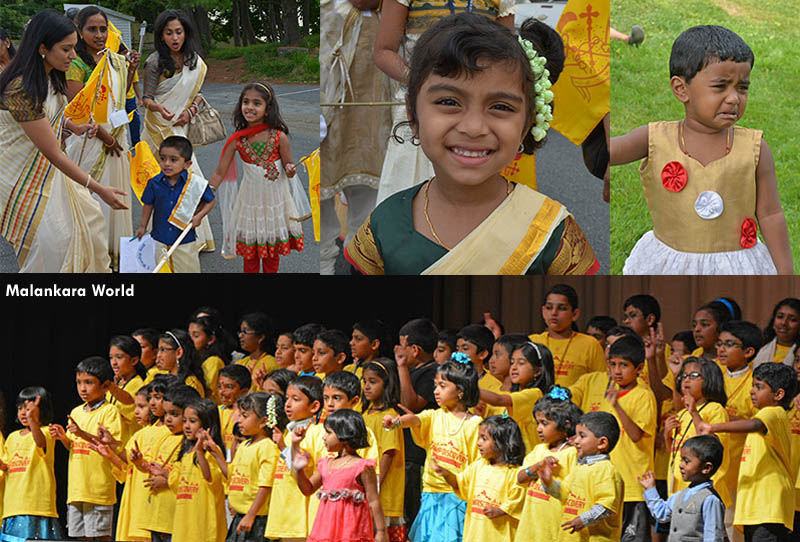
top-left (66, 415), bottom-right (79, 435)
top-left (667, 353), bottom-right (683, 376)
top-left (25, 396), bottom-right (42, 426)
top-left (483, 312), bottom-right (502, 339)
top-left (293, 449), bottom-right (311, 471)
top-left (663, 415), bottom-right (680, 434)
top-left (291, 424), bottom-right (308, 445)
top-left (129, 440), bottom-right (144, 464)
top-left (96, 424), bottom-right (120, 448)
top-left (253, 367), bottom-right (267, 390)
top-left (394, 344), bottom-right (408, 367)
top-left (49, 423), bottom-right (67, 441)
top-left (604, 383), bottom-right (619, 407)
top-left (638, 470), bottom-right (656, 490)
top-left (682, 394), bottom-right (697, 413)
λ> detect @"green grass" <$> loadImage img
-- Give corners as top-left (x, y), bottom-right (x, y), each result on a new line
top-left (611, 0), bottom-right (800, 273)
top-left (208, 37), bottom-right (320, 83)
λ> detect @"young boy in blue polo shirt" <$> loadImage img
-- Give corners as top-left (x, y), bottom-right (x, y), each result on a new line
top-left (135, 135), bottom-right (215, 272)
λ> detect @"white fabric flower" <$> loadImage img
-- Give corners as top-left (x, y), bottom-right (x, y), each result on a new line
top-left (694, 190), bottom-right (724, 219)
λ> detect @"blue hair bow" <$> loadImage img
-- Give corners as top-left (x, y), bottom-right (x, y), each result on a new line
top-left (548, 386), bottom-right (569, 401)
top-left (450, 352), bottom-right (471, 364)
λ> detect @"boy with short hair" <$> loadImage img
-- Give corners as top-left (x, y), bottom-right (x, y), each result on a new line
top-left (217, 364), bottom-right (252, 456)
top-left (312, 329), bottom-right (351, 378)
top-left (601, 336), bottom-right (657, 541)
top-left (135, 135), bottom-right (216, 273)
top-left (435, 329), bottom-right (457, 365)
top-left (694, 363), bottom-right (797, 541)
top-left (639, 435), bottom-right (726, 542)
top-left (50, 356), bottom-right (123, 540)
top-left (539, 411), bottom-right (624, 541)
top-left (457, 324), bottom-right (503, 416)
top-left (347, 319), bottom-right (389, 378)
top-left (293, 323), bottom-right (325, 375)
top-left (586, 315), bottom-right (617, 351)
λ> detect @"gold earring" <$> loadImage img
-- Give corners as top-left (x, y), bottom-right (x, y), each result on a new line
top-left (458, 391), bottom-right (463, 400)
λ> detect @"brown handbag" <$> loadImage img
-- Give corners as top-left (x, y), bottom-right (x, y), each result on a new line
top-left (186, 96), bottom-right (226, 147)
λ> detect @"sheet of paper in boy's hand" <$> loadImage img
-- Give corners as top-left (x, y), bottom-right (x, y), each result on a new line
top-left (120, 235), bottom-right (156, 273)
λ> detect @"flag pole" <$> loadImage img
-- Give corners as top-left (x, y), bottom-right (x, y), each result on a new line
top-left (152, 223), bottom-right (194, 273)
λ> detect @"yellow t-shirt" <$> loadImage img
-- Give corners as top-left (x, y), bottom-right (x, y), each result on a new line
top-left (602, 382), bottom-right (657, 502)
top-left (107, 375), bottom-right (145, 446)
top-left (363, 408), bottom-right (405, 517)
top-left (788, 406), bottom-right (800, 512)
top-left (723, 367), bottom-right (756, 486)
top-left (736, 406), bottom-right (793, 529)
top-left (568, 372), bottom-right (609, 414)
top-left (218, 405), bottom-right (236, 457)
top-left (115, 423), bottom-right (169, 541)
top-left (201, 356), bottom-right (225, 404)
top-left (478, 371), bottom-right (506, 418)
top-left (227, 437), bottom-right (279, 516)
top-left (509, 388), bottom-right (543, 452)
top-left (67, 402), bottom-right (123, 505)
top-left (184, 374), bottom-right (205, 397)
top-left (143, 432), bottom-right (183, 534)
top-left (654, 372), bottom-right (677, 479)
top-left (170, 450), bottom-right (226, 542)
top-left (411, 408), bottom-right (482, 493)
top-left (126, 69), bottom-right (139, 100)
top-left (455, 459), bottom-right (525, 542)
top-left (265, 429), bottom-right (312, 539)
top-left (669, 402), bottom-right (731, 506)
top-left (344, 362), bottom-right (366, 379)
top-left (775, 343), bottom-right (792, 363)
top-left (237, 353), bottom-right (278, 392)
top-left (301, 421), bottom-right (380, 527)
top-left (2, 427), bottom-right (57, 518)
top-left (518, 444), bottom-right (578, 542)
top-left (557, 458), bottom-right (623, 542)
top-left (529, 332), bottom-right (606, 387)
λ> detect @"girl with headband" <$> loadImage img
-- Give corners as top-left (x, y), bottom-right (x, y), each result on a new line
top-left (209, 81), bottom-right (310, 273)
top-left (156, 329), bottom-right (207, 396)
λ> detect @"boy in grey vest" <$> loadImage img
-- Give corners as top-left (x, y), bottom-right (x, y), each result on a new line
top-left (639, 435), bottom-right (725, 542)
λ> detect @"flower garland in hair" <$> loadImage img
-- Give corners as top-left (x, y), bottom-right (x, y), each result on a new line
top-left (517, 36), bottom-right (554, 142)
top-left (265, 395), bottom-right (278, 428)
top-left (450, 352), bottom-right (471, 365)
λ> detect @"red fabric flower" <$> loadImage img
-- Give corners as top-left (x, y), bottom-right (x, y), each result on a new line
top-left (661, 161), bottom-right (687, 192)
top-left (740, 218), bottom-right (757, 249)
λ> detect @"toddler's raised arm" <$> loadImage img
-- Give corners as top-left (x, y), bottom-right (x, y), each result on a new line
top-left (610, 125), bottom-right (649, 166)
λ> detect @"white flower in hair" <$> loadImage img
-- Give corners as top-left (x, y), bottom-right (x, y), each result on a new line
top-left (518, 36), bottom-right (554, 142)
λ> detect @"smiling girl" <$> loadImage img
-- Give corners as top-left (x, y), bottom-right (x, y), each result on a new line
top-left (755, 298), bottom-right (800, 368)
top-left (345, 13), bottom-right (597, 275)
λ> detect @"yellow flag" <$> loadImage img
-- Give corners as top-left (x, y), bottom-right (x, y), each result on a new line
top-left (105, 20), bottom-right (125, 52)
top-left (550, 0), bottom-right (610, 145)
top-left (302, 148), bottom-right (321, 242)
top-left (128, 141), bottom-right (161, 204)
top-left (156, 260), bottom-right (173, 273)
top-left (501, 153), bottom-right (537, 191)
top-left (65, 54), bottom-right (110, 124)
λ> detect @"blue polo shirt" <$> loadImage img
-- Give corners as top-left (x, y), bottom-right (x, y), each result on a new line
top-left (141, 170), bottom-right (215, 245)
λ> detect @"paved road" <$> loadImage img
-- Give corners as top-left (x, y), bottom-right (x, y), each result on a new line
top-left (334, 127), bottom-right (610, 274)
top-left (0, 83), bottom-right (320, 273)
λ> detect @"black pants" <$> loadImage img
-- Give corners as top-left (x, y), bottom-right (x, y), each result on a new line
top-left (404, 461), bottom-right (423, 527)
top-left (744, 523), bottom-right (790, 542)
top-left (621, 501), bottom-right (653, 542)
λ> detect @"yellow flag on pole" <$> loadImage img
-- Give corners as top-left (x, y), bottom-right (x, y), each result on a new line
top-left (550, 0), bottom-right (610, 145)
top-left (501, 153), bottom-right (537, 191)
top-left (65, 54), bottom-right (110, 124)
top-left (106, 21), bottom-right (126, 52)
top-left (128, 141), bottom-right (161, 204)
top-left (302, 148), bottom-right (321, 242)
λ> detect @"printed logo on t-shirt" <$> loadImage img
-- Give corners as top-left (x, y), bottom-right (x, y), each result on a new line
top-left (274, 460), bottom-right (288, 480)
top-left (555, 357), bottom-right (575, 377)
top-left (431, 440), bottom-right (467, 469)
top-left (527, 479), bottom-right (550, 501)
top-left (471, 489), bottom-right (499, 516)
top-left (73, 439), bottom-right (92, 456)
top-left (8, 452), bottom-right (30, 473)
top-left (229, 467), bottom-right (249, 492)
top-left (564, 490), bottom-right (586, 516)
top-left (589, 401), bottom-right (602, 412)
top-left (741, 444), bottom-right (751, 463)
top-left (791, 412), bottom-right (800, 435)
top-left (177, 476), bottom-right (199, 500)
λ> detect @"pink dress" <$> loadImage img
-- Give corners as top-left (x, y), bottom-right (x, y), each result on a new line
top-left (308, 457), bottom-right (376, 542)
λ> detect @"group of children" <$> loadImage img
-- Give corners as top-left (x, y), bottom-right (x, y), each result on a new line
top-left (3, 288), bottom-right (800, 542)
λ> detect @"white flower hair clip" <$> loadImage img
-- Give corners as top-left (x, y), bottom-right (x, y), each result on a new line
top-left (518, 36), bottom-right (554, 142)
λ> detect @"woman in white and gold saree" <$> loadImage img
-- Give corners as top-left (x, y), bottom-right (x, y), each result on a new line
top-left (0, 10), bottom-right (127, 273)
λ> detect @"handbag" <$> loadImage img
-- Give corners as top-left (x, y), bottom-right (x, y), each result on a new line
top-left (186, 96), bottom-right (226, 147)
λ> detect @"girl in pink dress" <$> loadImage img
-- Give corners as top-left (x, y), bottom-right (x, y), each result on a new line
top-left (292, 409), bottom-right (387, 542)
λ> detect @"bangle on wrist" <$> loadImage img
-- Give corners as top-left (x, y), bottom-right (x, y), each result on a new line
top-left (85, 174), bottom-right (92, 189)
top-left (103, 138), bottom-right (115, 149)
top-left (525, 466), bottom-right (536, 479)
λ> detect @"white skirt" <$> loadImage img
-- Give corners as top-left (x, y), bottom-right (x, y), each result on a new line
top-left (623, 230), bottom-right (778, 275)
top-left (224, 159), bottom-right (305, 259)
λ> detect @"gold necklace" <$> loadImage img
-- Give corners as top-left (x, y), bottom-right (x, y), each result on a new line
top-left (423, 177), bottom-right (512, 251)
top-left (679, 120), bottom-right (731, 157)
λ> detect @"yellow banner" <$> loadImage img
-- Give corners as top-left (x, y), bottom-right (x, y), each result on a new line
top-left (128, 141), bottom-right (160, 204)
top-left (550, 0), bottom-right (610, 145)
top-left (106, 20), bottom-right (126, 52)
top-left (65, 54), bottom-right (110, 124)
top-left (501, 152), bottom-right (537, 191)
top-left (303, 148), bottom-right (321, 242)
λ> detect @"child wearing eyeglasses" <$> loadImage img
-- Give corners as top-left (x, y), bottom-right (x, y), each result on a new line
top-left (663, 358), bottom-right (732, 515)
